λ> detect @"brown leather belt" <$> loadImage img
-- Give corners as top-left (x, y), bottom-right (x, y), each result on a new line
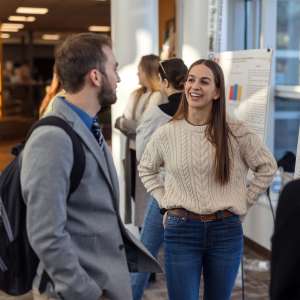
top-left (168, 208), bottom-right (234, 222)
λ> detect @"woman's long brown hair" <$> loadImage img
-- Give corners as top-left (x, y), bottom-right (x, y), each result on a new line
top-left (173, 59), bottom-right (232, 185)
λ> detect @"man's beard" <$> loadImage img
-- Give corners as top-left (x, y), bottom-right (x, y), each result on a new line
top-left (97, 74), bottom-right (117, 109)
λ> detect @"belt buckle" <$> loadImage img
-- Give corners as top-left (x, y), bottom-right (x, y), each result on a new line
top-left (215, 210), bottom-right (224, 220)
top-left (198, 213), bottom-right (212, 222)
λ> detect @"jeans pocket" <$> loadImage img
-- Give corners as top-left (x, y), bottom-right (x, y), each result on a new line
top-left (223, 215), bottom-right (241, 225)
top-left (222, 216), bottom-right (243, 238)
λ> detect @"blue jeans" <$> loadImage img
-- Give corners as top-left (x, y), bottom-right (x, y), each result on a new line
top-left (131, 197), bottom-right (164, 300)
top-left (164, 213), bottom-right (243, 300)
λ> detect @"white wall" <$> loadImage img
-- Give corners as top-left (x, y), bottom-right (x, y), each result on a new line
top-left (177, 0), bottom-right (210, 66)
top-left (110, 0), bottom-right (159, 229)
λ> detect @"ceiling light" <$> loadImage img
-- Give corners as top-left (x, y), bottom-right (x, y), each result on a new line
top-left (88, 26), bottom-right (110, 32)
top-left (16, 7), bottom-right (48, 15)
top-left (1, 33), bottom-right (10, 39)
top-left (42, 34), bottom-right (60, 41)
top-left (0, 23), bottom-right (24, 32)
top-left (9, 16), bottom-right (36, 22)
top-left (0, 28), bottom-right (19, 32)
top-left (1, 23), bottom-right (24, 29)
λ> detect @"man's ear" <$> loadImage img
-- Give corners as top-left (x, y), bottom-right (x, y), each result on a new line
top-left (89, 69), bottom-right (102, 87)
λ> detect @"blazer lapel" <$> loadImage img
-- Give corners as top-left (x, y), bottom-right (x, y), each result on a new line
top-left (50, 98), bottom-right (116, 199)
top-left (103, 144), bottom-right (120, 209)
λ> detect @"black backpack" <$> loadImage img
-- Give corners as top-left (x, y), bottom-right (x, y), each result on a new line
top-left (0, 116), bottom-right (86, 296)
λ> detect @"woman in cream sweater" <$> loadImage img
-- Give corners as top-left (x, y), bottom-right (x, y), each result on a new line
top-left (138, 59), bottom-right (277, 300)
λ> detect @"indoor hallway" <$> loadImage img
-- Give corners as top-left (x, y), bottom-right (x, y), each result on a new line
top-left (0, 140), bottom-right (270, 300)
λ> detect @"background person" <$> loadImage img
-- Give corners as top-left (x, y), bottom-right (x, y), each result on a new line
top-left (138, 59), bottom-right (277, 300)
top-left (270, 178), bottom-right (300, 300)
top-left (131, 58), bottom-right (188, 300)
top-left (115, 54), bottom-right (166, 226)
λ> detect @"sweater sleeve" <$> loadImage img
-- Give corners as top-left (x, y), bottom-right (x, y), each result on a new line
top-left (138, 128), bottom-right (165, 203)
top-left (237, 123), bottom-right (277, 206)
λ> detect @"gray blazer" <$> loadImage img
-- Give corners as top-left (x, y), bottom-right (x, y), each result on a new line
top-left (20, 97), bottom-right (161, 300)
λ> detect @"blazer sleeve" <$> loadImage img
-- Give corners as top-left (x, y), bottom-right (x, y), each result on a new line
top-left (20, 127), bottom-right (102, 300)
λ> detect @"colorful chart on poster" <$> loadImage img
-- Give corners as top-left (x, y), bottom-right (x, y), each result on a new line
top-left (217, 49), bottom-right (273, 141)
top-left (229, 84), bottom-right (242, 102)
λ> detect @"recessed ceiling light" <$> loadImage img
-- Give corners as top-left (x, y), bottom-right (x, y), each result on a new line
top-left (0, 28), bottom-right (19, 32)
top-left (88, 26), bottom-right (110, 32)
top-left (42, 34), bottom-right (60, 41)
top-left (1, 33), bottom-right (10, 39)
top-left (9, 16), bottom-right (36, 22)
top-left (1, 23), bottom-right (24, 32)
top-left (16, 7), bottom-right (48, 15)
top-left (1, 23), bottom-right (24, 29)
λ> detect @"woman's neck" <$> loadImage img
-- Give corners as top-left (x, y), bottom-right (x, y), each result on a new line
top-left (166, 88), bottom-right (182, 97)
top-left (187, 107), bottom-right (211, 126)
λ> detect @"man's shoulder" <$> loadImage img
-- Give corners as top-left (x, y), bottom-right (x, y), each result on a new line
top-left (25, 121), bottom-right (73, 153)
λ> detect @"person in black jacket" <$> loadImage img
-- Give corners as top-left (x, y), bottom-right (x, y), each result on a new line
top-left (270, 178), bottom-right (300, 300)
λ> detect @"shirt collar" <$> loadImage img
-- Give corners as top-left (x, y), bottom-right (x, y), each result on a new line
top-left (59, 96), bottom-right (95, 130)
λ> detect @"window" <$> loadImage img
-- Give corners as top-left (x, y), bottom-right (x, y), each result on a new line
top-left (226, 0), bottom-right (261, 51)
top-left (275, 0), bottom-right (300, 160)
top-left (276, 0), bottom-right (300, 85)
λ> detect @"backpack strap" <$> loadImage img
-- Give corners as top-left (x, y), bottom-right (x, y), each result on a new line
top-left (26, 116), bottom-right (86, 196)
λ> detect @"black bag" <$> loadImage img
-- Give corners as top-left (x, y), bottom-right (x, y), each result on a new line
top-left (0, 116), bottom-right (86, 296)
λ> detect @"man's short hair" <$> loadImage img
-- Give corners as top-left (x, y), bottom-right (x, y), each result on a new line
top-left (55, 33), bottom-right (112, 93)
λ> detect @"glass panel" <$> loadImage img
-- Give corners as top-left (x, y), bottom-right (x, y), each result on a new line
top-left (274, 96), bottom-right (300, 160)
top-left (226, 0), bottom-right (261, 51)
top-left (245, 0), bottom-right (261, 49)
top-left (276, 0), bottom-right (300, 85)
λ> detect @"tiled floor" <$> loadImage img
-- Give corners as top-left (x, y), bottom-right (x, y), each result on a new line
top-left (0, 245), bottom-right (270, 300)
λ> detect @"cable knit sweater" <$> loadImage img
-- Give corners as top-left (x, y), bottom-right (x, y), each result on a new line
top-left (138, 118), bottom-right (277, 216)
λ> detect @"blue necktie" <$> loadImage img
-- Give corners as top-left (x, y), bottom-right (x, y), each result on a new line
top-left (91, 118), bottom-right (104, 149)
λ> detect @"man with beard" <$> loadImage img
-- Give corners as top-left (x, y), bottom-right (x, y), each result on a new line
top-left (20, 33), bottom-right (161, 300)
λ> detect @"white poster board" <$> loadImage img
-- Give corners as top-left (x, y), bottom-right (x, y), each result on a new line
top-left (216, 49), bottom-right (273, 142)
top-left (294, 127), bottom-right (300, 179)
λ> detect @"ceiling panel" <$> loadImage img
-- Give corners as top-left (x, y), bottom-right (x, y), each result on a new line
top-left (0, 0), bottom-right (110, 35)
